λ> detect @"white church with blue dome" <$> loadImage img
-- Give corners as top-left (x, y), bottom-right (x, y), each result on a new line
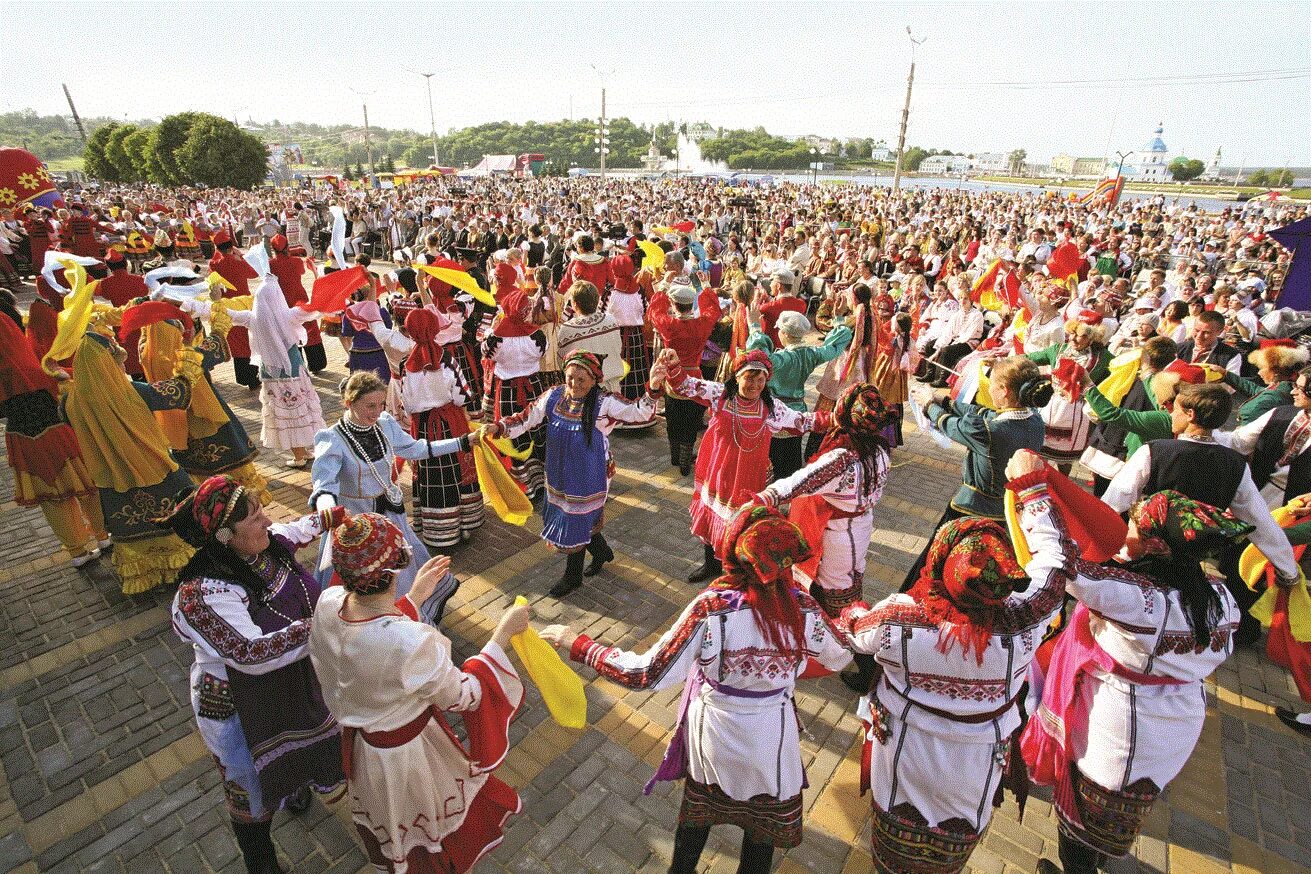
top-left (1125, 123), bottom-right (1171, 180)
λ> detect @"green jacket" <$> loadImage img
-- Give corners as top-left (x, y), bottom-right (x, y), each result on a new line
top-left (1084, 382), bottom-right (1172, 458)
top-left (1026, 342), bottom-right (1112, 386)
top-left (747, 325), bottom-right (852, 412)
top-left (1223, 371), bottom-right (1294, 427)
top-left (926, 399), bottom-right (1046, 518)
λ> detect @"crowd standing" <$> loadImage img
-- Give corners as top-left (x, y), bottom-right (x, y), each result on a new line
top-left (0, 173), bottom-right (1309, 874)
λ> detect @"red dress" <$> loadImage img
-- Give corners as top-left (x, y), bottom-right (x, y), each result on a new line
top-left (270, 254), bottom-right (322, 346)
top-left (208, 252), bottom-right (259, 358)
top-left (558, 253), bottom-right (613, 296)
top-left (667, 365), bottom-right (828, 556)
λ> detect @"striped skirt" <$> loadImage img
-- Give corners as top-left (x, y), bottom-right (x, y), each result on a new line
top-left (411, 406), bottom-right (484, 550)
top-left (489, 371), bottom-right (548, 502)
top-left (678, 777), bottom-right (803, 849)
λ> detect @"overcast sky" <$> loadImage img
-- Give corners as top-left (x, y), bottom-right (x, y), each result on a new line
top-left (4, 1), bottom-right (1309, 166)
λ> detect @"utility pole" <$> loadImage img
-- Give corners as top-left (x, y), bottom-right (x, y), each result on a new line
top-left (405, 69), bottom-right (440, 168)
top-left (62, 84), bottom-right (87, 143)
top-left (590, 65), bottom-right (614, 180)
top-left (351, 88), bottom-right (377, 179)
top-left (891, 28), bottom-right (926, 195)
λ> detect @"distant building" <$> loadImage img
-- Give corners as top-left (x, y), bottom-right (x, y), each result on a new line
top-left (641, 137), bottom-right (668, 173)
top-left (1051, 154), bottom-right (1107, 178)
top-left (871, 141), bottom-right (892, 162)
top-left (919, 154), bottom-right (973, 175)
top-left (972, 152), bottom-right (1010, 173)
top-left (1124, 123), bottom-right (1171, 181)
top-left (797, 135), bottom-right (838, 153)
top-left (1204, 147), bottom-right (1224, 181)
top-left (685, 122), bottom-right (715, 143)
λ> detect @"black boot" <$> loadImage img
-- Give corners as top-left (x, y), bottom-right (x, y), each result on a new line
top-left (231, 820), bottom-right (283, 874)
top-left (669, 441), bottom-right (680, 467)
top-left (284, 785), bottom-right (311, 814)
top-left (687, 543), bottom-right (722, 583)
top-left (550, 551), bottom-right (586, 597)
top-left (583, 533), bottom-right (614, 577)
top-left (678, 443), bottom-right (694, 476)
top-left (668, 824), bottom-right (711, 874)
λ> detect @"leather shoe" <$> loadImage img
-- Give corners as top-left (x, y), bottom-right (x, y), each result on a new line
top-left (839, 669), bottom-right (869, 694)
top-left (549, 577), bottom-right (582, 598)
top-left (1276, 707), bottom-right (1311, 737)
top-left (686, 561), bottom-right (720, 584)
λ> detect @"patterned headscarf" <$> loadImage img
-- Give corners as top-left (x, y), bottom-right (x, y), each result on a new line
top-left (731, 348), bottom-right (774, 380)
top-left (715, 505), bottom-right (811, 651)
top-left (562, 350), bottom-right (605, 384)
top-left (332, 512), bottom-right (412, 595)
top-left (909, 518), bottom-right (1029, 664)
top-left (833, 382), bottom-right (892, 438)
top-left (161, 475), bottom-right (248, 547)
top-left (1130, 490), bottom-right (1254, 559)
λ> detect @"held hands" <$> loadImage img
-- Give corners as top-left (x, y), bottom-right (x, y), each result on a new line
top-left (406, 555), bottom-right (453, 609)
top-left (657, 348), bottom-right (681, 370)
top-left (539, 624), bottom-right (579, 651)
top-left (648, 361), bottom-right (668, 390)
top-left (492, 603), bottom-right (533, 649)
top-left (1005, 448), bottom-right (1047, 480)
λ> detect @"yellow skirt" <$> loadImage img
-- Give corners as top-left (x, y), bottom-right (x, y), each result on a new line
top-left (13, 458), bottom-right (97, 507)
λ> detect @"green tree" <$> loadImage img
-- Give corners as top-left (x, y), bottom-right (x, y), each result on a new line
top-left (83, 122), bottom-right (120, 181)
top-left (175, 116), bottom-right (269, 189)
top-left (1168, 157), bottom-right (1206, 182)
top-left (903, 146), bottom-right (930, 171)
top-left (123, 128), bottom-right (154, 181)
top-left (1008, 149), bottom-right (1028, 176)
top-left (146, 112), bottom-right (205, 184)
top-left (1247, 170), bottom-right (1269, 186)
top-left (1268, 168), bottom-right (1294, 187)
top-left (104, 124), bottom-right (142, 181)
top-left (343, 164), bottom-right (355, 181)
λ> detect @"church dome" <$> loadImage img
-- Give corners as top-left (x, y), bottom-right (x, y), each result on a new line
top-left (1142, 123), bottom-right (1168, 154)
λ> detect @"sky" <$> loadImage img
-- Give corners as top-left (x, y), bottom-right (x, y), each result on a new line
top-left (4, 1), bottom-right (1310, 167)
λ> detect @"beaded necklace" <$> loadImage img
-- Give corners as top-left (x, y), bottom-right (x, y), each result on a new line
top-left (727, 396), bottom-right (768, 451)
top-left (336, 414), bottom-right (404, 506)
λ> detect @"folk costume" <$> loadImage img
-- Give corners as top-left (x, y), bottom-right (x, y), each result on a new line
top-left (567, 507), bottom-right (852, 874)
top-left (481, 288), bottom-right (548, 501)
top-left (311, 411), bottom-right (471, 607)
top-left (1020, 488), bottom-right (1245, 874)
top-left (493, 350), bottom-right (658, 596)
top-left (607, 252), bottom-right (653, 404)
top-left (62, 332), bottom-right (198, 594)
top-left (268, 236), bottom-right (327, 374)
top-left (418, 252), bottom-right (482, 416)
top-left (556, 308), bottom-right (624, 393)
top-left (759, 384), bottom-right (892, 616)
top-left (309, 513), bottom-right (524, 874)
top-left (649, 283), bottom-right (723, 473)
top-left (138, 315), bottom-right (269, 501)
top-left (369, 308), bottom-right (485, 549)
top-left (167, 477), bottom-right (346, 874)
top-left (343, 302), bottom-right (393, 383)
top-left (667, 350), bottom-right (829, 583)
top-left (208, 233), bottom-right (261, 388)
top-left (0, 316), bottom-right (106, 562)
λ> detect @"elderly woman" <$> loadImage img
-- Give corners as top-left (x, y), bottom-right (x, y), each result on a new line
top-left (166, 476), bottom-right (347, 874)
top-left (309, 512), bottom-right (530, 874)
top-left (540, 506), bottom-right (852, 874)
top-left (655, 346), bottom-right (831, 583)
top-left (1012, 455), bottom-right (1250, 874)
top-left (489, 350), bottom-right (665, 596)
top-left (1222, 340), bottom-right (1308, 426)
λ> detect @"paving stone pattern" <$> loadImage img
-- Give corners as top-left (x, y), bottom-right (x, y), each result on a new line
top-left (0, 279), bottom-right (1308, 874)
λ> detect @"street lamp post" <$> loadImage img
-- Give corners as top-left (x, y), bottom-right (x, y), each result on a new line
top-left (1114, 150), bottom-right (1134, 179)
top-left (350, 88), bottom-right (377, 180)
top-left (406, 70), bottom-right (440, 168)
top-left (590, 65), bottom-right (614, 180)
top-left (810, 147), bottom-right (819, 185)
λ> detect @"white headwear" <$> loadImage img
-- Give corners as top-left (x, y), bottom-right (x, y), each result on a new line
top-left (249, 274), bottom-right (303, 378)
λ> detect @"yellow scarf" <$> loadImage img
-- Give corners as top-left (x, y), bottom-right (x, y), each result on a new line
top-left (141, 323), bottom-right (227, 442)
top-left (65, 335), bottom-right (179, 492)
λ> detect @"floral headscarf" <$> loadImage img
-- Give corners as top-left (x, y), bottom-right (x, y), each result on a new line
top-left (1130, 490), bottom-right (1254, 559)
top-left (909, 517), bottom-right (1029, 664)
top-left (562, 350), bottom-right (605, 385)
top-left (714, 505), bottom-right (811, 650)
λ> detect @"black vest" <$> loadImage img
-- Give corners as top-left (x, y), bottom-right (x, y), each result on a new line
top-left (1090, 378), bottom-right (1155, 459)
top-left (1144, 438), bottom-right (1247, 509)
top-left (1177, 339), bottom-right (1240, 370)
top-left (1248, 406), bottom-right (1311, 503)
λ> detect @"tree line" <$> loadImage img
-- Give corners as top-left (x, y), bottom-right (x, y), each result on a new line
top-left (83, 113), bottom-right (269, 189)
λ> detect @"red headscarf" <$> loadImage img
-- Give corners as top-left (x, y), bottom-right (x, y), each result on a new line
top-left (712, 506), bottom-right (810, 651)
top-left (404, 308), bottom-right (451, 373)
top-left (0, 313), bottom-right (55, 401)
top-left (492, 289), bottom-right (537, 338)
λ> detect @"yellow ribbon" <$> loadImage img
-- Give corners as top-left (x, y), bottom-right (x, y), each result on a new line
top-left (509, 595), bottom-right (587, 728)
top-left (42, 260), bottom-right (96, 376)
top-left (414, 264), bottom-right (496, 308)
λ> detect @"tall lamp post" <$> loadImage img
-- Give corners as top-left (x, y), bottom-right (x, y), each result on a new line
top-left (1114, 150), bottom-right (1134, 179)
top-left (405, 69), bottom-right (440, 168)
top-left (810, 147), bottom-right (819, 185)
top-left (891, 27), bottom-right (926, 196)
top-left (589, 64), bottom-right (614, 180)
top-left (350, 88), bottom-right (377, 179)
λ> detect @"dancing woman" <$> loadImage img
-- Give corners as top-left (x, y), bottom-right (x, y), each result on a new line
top-left (540, 506), bottom-right (852, 874)
top-left (654, 347), bottom-right (831, 583)
top-left (489, 350), bottom-right (663, 597)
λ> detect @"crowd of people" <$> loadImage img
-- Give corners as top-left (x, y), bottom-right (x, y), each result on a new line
top-left (0, 173), bottom-right (1308, 874)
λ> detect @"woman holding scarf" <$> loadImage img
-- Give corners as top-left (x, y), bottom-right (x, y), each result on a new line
top-left (309, 513), bottom-right (529, 874)
top-left (165, 476), bottom-right (346, 874)
top-left (654, 346), bottom-right (831, 584)
top-left (62, 331), bottom-right (199, 594)
top-left (481, 284), bottom-right (549, 502)
top-left (756, 383), bottom-right (893, 617)
top-left (540, 506), bottom-right (852, 874)
top-left (1014, 467), bottom-right (1249, 874)
top-left (489, 349), bottom-right (664, 597)
top-left (365, 307), bottom-right (485, 549)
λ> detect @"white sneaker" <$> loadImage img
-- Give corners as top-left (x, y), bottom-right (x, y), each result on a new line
top-left (70, 548), bottom-right (101, 568)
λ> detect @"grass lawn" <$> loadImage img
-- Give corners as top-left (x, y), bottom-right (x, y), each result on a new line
top-left (44, 156), bottom-right (85, 172)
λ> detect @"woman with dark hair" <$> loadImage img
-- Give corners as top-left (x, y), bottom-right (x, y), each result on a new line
top-left (489, 350), bottom-right (665, 596)
top-left (539, 506), bottom-right (853, 874)
top-left (1015, 460), bottom-right (1249, 874)
top-left (656, 346), bottom-right (833, 583)
top-left (757, 383), bottom-right (893, 616)
top-left (166, 475), bottom-right (348, 874)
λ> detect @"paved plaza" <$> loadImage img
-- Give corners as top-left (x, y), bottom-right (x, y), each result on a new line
top-left (0, 285), bottom-right (1309, 874)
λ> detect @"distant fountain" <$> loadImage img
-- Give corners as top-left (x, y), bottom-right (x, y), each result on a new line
top-left (676, 132), bottom-right (729, 175)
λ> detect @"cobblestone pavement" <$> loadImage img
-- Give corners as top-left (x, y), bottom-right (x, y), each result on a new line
top-left (0, 280), bottom-right (1309, 874)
